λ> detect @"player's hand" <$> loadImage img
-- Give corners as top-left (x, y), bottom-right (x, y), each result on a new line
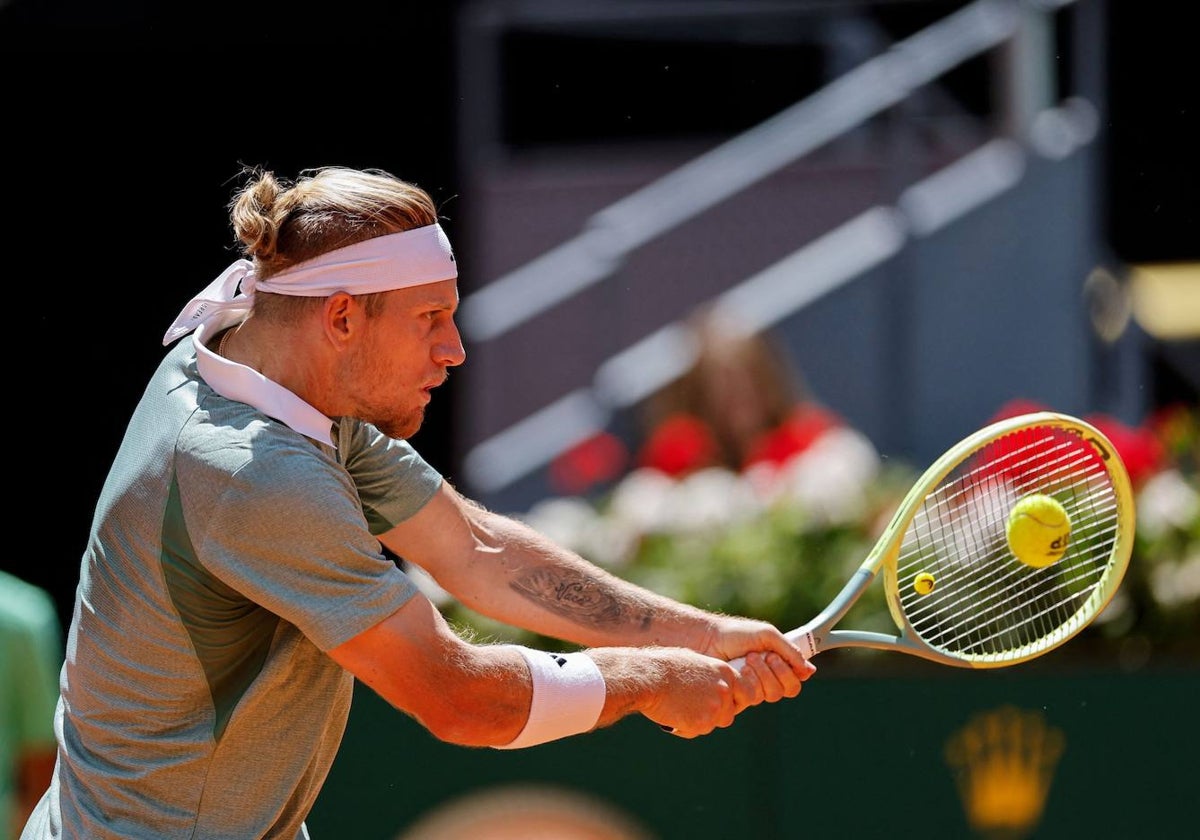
top-left (637, 648), bottom-right (743, 739)
top-left (700, 615), bottom-right (816, 684)
top-left (732, 650), bottom-right (807, 707)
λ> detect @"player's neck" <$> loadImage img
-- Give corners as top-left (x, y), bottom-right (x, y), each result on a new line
top-left (225, 321), bottom-right (339, 413)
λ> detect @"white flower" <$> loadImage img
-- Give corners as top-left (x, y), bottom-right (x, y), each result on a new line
top-left (1149, 554), bottom-right (1200, 609)
top-left (606, 468), bottom-right (680, 535)
top-left (773, 427), bottom-right (881, 525)
top-left (1137, 468), bottom-right (1200, 540)
top-left (658, 467), bottom-right (762, 534)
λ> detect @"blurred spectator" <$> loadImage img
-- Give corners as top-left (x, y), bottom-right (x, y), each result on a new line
top-left (396, 784), bottom-right (655, 840)
top-left (1, 572), bottom-right (62, 840)
top-left (637, 308), bottom-right (841, 478)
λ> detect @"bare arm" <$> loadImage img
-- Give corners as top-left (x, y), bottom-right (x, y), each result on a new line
top-left (327, 591), bottom-right (755, 744)
top-left (381, 483), bottom-right (706, 648)
top-left (380, 482), bottom-right (812, 670)
top-left (335, 482), bottom-right (817, 747)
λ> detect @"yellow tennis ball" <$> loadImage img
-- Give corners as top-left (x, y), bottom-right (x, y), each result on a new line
top-left (1006, 494), bottom-right (1072, 568)
top-left (913, 572), bottom-right (936, 595)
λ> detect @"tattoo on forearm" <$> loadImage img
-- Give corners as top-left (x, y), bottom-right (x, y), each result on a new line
top-left (511, 568), bottom-right (654, 631)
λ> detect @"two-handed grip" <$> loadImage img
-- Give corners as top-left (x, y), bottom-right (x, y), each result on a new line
top-left (660, 629), bottom-right (819, 733)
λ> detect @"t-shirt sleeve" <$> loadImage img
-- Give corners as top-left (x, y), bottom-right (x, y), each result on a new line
top-left (182, 434), bottom-right (420, 652)
top-left (338, 418), bottom-right (443, 534)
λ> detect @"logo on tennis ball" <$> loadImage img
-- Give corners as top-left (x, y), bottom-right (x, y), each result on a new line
top-left (913, 572), bottom-right (936, 595)
top-left (1006, 494), bottom-right (1071, 568)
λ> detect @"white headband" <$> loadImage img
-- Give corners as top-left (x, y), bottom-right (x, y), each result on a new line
top-left (163, 223), bottom-right (457, 346)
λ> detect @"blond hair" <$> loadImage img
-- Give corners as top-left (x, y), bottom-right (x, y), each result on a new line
top-left (229, 166), bottom-right (441, 318)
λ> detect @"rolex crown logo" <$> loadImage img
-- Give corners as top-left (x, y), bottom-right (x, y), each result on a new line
top-left (944, 706), bottom-right (1065, 839)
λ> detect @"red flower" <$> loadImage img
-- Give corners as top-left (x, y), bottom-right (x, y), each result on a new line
top-left (637, 413), bottom-right (718, 477)
top-left (743, 405), bottom-right (842, 471)
top-left (549, 432), bottom-right (629, 496)
top-left (1083, 413), bottom-right (1165, 488)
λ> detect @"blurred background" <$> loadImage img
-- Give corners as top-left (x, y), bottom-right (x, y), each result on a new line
top-left (2, 0), bottom-right (1195, 837)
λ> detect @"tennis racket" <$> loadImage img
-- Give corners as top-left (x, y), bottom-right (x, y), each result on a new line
top-left (731, 411), bottom-right (1134, 670)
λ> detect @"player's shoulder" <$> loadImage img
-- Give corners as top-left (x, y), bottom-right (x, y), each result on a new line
top-left (182, 410), bottom-right (336, 479)
top-left (337, 417), bottom-right (436, 482)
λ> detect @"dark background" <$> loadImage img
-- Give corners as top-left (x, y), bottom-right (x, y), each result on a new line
top-left (1, 0), bottom-right (1194, 634)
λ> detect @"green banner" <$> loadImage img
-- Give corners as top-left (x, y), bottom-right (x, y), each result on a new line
top-left (309, 661), bottom-right (1199, 839)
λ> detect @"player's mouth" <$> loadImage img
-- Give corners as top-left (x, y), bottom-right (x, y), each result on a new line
top-left (418, 379), bottom-right (444, 401)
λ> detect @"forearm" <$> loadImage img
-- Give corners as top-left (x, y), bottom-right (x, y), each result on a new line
top-left (494, 643), bottom-right (745, 744)
top-left (436, 508), bottom-right (717, 650)
top-left (381, 483), bottom-right (810, 668)
top-left (332, 589), bottom-right (805, 750)
top-left (331, 603), bottom-right (720, 748)
top-left (585, 646), bottom-right (677, 727)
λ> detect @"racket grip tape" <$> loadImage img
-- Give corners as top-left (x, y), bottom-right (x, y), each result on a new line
top-left (728, 629), bottom-right (818, 670)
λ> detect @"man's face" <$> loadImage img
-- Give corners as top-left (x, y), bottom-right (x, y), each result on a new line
top-left (344, 279), bottom-right (465, 439)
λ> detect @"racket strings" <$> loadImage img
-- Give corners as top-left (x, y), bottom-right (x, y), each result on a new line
top-left (903, 462), bottom-right (1116, 624)
top-left (895, 426), bottom-right (1121, 661)
top-left (919, 486), bottom-right (1113, 653)
top-left (912, 478), bottom-right (1114, 653)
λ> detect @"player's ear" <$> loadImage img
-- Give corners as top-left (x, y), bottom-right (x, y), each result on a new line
top-left (322, 292), bottom-right (358, 345)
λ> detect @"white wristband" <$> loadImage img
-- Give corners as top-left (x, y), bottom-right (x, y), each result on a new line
top-left (494, 646), bottom-right (606, 750)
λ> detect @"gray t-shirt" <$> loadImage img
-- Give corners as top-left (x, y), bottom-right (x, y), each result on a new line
top-left (23, 336), bottom-right (441, 839)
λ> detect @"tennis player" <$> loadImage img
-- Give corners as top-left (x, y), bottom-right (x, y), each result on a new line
top-left (20, 166), bottom-right (815, 840)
